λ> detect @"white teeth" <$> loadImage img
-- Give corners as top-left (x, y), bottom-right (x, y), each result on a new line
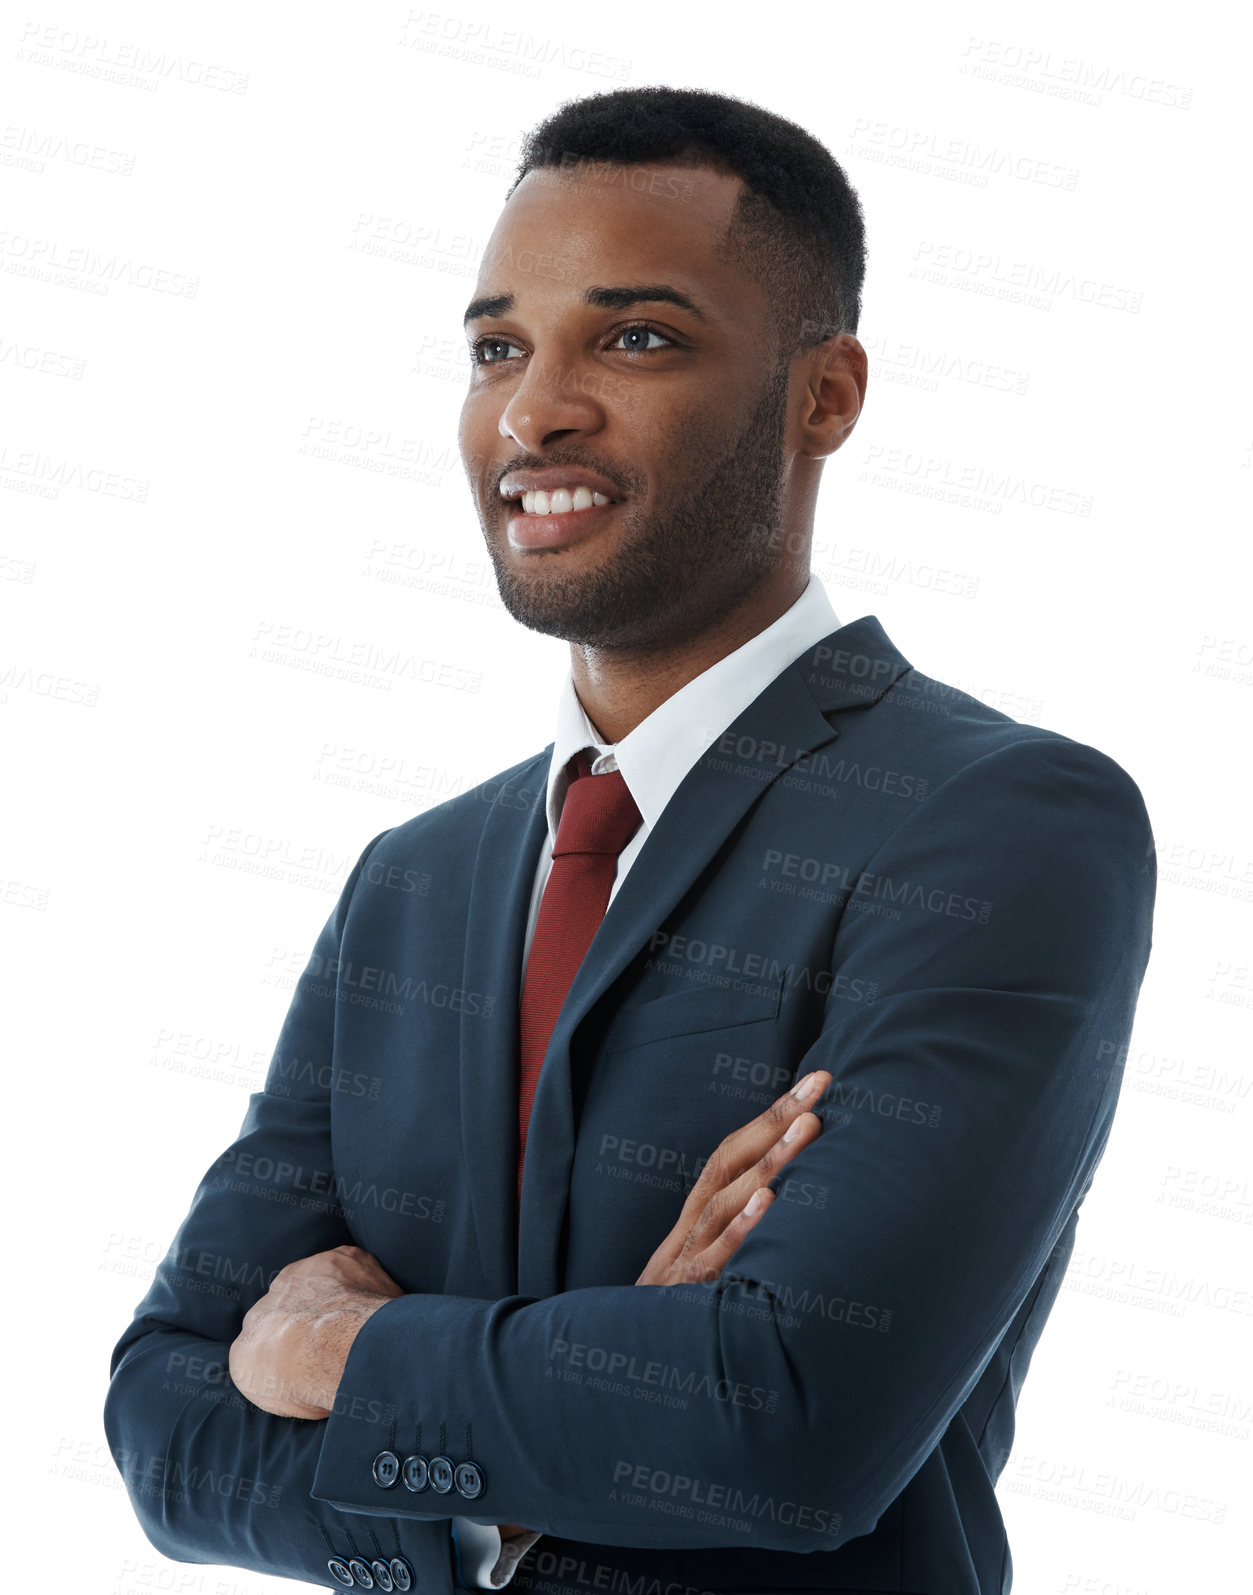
top-left (519, 487), bottom-right (613, 515)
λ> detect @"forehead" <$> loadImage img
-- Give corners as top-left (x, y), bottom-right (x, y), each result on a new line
top-left (474, 159), bottom-right (759, 314)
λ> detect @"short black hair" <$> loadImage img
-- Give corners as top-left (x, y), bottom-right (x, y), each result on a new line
top-left (506, 85), bottom-right (867, 363)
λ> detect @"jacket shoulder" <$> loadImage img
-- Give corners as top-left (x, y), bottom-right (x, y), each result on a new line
top-left (879, 664), bottom-right (1151, 824)
top-left (354, 745), bottom-right (551, 869)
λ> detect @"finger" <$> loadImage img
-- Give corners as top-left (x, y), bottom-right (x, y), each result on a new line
top-left (719, 1105), bottom-right (826, 1213)
top-left (674, 1069), bottom-right (830, 1234)
top-left (689, 1070), bottom-right (831, 1201)
top-left (685, 1185), bottom-right (777, 1284)
top-left (681, 1106), bottom-right (825, 1259)
top-left (649, 1073), bottom-right (834, 1281)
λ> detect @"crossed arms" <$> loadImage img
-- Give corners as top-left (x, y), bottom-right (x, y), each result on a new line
top-left (105, 736), bottom-right (1155, 1586)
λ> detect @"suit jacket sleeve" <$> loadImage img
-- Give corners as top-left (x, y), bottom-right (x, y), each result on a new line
top-left (309, 736), bottom-right (1156, 1553)
top-left (103, 827), bottom-right (460, 1589)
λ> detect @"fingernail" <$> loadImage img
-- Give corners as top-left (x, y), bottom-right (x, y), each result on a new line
top-left (782, 1114), bottom-right (805, 1142)
top-left (745, 1187), bottom-right (767, 1215)
top-left (789, 1071), bottom-right (814, 1098)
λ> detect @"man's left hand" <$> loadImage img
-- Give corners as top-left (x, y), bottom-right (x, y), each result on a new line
top-left (229, 1244), bottom-right (403, 1418)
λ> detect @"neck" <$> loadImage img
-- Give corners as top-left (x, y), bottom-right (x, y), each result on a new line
top-left (569, 572), bottom-right (808, 746)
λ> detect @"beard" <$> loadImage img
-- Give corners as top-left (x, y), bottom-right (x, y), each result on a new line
top-left (479, 357), bottom-right (793, 649)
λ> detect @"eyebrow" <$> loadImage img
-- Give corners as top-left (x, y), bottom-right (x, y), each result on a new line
top-left (463, 283), bottom-right (710, 327)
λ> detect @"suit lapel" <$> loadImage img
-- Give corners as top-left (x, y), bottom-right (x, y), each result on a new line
top-left (458, 752), bottom-right (551, 1299)
top-left (514, 615), bottom-right (912, 1297)
top-left (455, 616), bottom-right (911, 1302)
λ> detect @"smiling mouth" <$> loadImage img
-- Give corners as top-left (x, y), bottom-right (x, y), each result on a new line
top-left (503, 493), bottom-right (622, 551)
top-left (507, 487), bottom-right (618, 516)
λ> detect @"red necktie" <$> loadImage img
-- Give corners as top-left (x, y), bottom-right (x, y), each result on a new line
top-left (517, 747), bottom-right (643, 1209)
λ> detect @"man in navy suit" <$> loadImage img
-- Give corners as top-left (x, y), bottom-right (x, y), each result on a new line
top-left (105, 87), bottom-right (1155, 1594)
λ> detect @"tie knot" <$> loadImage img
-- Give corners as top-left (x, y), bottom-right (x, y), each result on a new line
top-left (553, 749), bottom-right (642, 858)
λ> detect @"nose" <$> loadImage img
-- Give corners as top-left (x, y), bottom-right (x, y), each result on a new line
top-left (497, 355), bottom-right (604, 452)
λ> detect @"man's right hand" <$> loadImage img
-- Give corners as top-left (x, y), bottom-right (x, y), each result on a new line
top-left (635, 1067), bottom-right (832, 1288)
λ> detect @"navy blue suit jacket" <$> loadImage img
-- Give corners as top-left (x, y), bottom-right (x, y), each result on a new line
top-left (105, 615), bottom-right (1156, 1595)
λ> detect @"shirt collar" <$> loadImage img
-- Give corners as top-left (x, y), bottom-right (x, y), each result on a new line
top-left (545, 572), bottom-right (842, 844)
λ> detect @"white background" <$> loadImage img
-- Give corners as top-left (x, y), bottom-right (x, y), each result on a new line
top-left (3, 2), bottom-right (1250, 1590)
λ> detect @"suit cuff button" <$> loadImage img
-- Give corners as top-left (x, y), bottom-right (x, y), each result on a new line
top-left (454, 1459), bottom-right (486, 1498)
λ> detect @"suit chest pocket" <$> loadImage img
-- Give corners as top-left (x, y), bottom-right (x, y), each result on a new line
top-left (600, 970), bottom-right (786, 1054)
top-left (598, 972), bottom-right (802, 1193)
top-left (566, 971), bottom-right (809, 1282)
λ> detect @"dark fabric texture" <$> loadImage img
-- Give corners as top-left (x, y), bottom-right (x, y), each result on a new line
top-left (104, 616), bottom-right (1156, 1595)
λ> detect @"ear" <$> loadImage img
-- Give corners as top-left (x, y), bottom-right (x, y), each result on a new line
top-left (791, 334), bottom-right (867, 459)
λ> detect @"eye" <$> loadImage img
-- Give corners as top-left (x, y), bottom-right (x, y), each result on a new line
top-left (609, 323), bottom-right (675, 354)
top-left (468, 322), bottom-right (677, 366)
top-left (469, 335), bottom-right (524, 366)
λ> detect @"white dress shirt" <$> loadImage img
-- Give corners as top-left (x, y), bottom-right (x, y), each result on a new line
top-left (451, 573), bottom-right (842, 1589)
